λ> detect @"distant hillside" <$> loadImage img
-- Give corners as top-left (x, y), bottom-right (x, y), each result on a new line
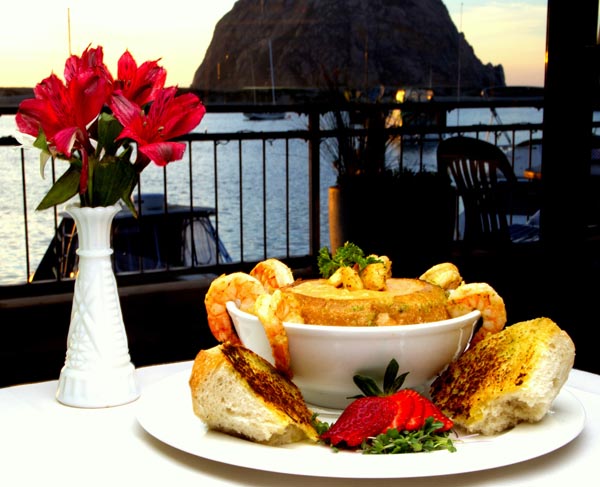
top-left (191, 0), bottom-right (504, 96)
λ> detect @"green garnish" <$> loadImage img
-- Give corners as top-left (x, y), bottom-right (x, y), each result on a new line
top-left (362, 418), bottom-right (457, 454)
top-left (311, 413), bottom-right (331, 436)
top-left (351, 358), bottom-right (409, 397)
top-left (318, 242), bottom-right (382, 278)
top-left (313, 415), bottom-right (456, 455)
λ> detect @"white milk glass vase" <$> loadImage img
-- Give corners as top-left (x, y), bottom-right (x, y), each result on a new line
top-left (55, 203), bottom-right (140, 408)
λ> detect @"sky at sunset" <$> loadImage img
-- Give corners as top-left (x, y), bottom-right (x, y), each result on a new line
top-left (0, 1), bottom-right (547, 88)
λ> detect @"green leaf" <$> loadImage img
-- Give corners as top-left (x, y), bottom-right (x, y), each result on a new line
top-left (121, 192), bottom-right (138, 218)
top-left (35, 165), bottom-right (81, 210)
top-left (33, 131), bottom-right (54, 179)
top-left (311, 414), bottom-right (330, 436)
top-left (317, 242), bottom-right (383, 278)
top-left (383, 358), bottom-right (400, 394)
top-left (89, 152), bottom-right (137, 207)
top-left (317, 246), bottom-right (336, 278)
top-left (97, 112), bottom-right (125, 156)
top-left (33, 129), bottom-right (49, 153)
top-left (352, 374), bottom-right (383, 397)
top-left (352, 360), bottom-right (408, 397)
top-left (38, 150), bottom-right (52, 179)
top-left (392, 372), bottom-right (410, 393)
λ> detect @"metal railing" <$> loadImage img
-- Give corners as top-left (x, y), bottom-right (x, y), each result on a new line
top-left (0, 99), bottom-right (547, 296)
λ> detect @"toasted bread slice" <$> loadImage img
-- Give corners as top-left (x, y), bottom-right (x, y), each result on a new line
top-left (429, 317), bottom-right (575, 435)
top-left (283, 278), bottom-right (449, 326)
top-left (189, 344), bottom-right (318, 445)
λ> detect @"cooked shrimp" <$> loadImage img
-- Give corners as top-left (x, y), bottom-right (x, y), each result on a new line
top-left (204, 272), bottom-right (265, 345)
top-left (254, 289), bottom-right (304, 377)
top-left (446, 282), bottom-right (507, 344)
top-left (249, 258), bottom-right (295, 293)
top-left (420, 262), bottom-right (463, 291)
top-left (360, 255), bottom-right (392, 291)
top-left (328, 266), bottom-right (364, 290)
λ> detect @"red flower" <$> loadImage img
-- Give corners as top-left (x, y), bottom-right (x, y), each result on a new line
top-left (17, 46), bottom-right (114, 194)
top-left (64, 45), bottom-right (113, 86)
top-left (110, 86), bottom-right (206, 167)
top-left (16, 73), bottom-right (109, 156)
top-left (114, 50), bottom-right (167, 107)
top-left (16, 46), bottom-right (113, 160)
top-left (15, 44), bottom-right (206, 212)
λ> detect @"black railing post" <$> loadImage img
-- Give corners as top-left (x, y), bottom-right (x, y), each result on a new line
top-left (307, 107), bottom-right (322, 260)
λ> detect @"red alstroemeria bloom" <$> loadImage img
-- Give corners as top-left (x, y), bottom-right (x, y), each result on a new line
top-left (113, 50), bottom-right (167, 107)
top-left (64, 45), bottom-right (113, 86)
top-left (16, 71), bottom-right (111, 158)
top-left (16, 47), bottom-right (113, 194)
top-left (109, 87), bottom-right (206, 167)
top-left (16, 74), bottom-right (66, 141)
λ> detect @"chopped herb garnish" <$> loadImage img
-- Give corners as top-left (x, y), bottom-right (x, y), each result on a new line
top-left (362, 418), bottom-right (456, 454)
top-left (318, 242), bottom-right (382, 278)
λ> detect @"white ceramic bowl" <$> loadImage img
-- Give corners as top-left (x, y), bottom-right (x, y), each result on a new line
top-left (226, 301), bottom-right (481, 409)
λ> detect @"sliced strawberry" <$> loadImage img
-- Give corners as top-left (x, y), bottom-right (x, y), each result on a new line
top-left (322, 359), bottom-right (454, 449)
top-left (320, 396), bottom-right (396, 447)
top-left (403, 390), bottom-right (427, 430)
top-left (389, 389), bottom-right (453, 432)
top-left (386, 389), bottom-right (415, 430)
top-left (424, 399), bottom-right (454, 432)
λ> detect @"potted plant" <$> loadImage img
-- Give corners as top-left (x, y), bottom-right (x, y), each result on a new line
top-left (323, 81), bottom-right (455, 276)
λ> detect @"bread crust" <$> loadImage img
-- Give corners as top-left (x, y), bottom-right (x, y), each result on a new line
top-left (284, 277), bottom-right (449, 326)
top-left (189, 344), bottom-right (318, 445)
top-left (430, 317), bottom-right (575, 435)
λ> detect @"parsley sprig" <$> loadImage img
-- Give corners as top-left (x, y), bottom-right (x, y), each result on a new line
top-left (318, 242), bottom-right (382, 278)
top-left (311, 414), bottom-right (331, 436)
top-left (362, 418), bottom-right (456, 454)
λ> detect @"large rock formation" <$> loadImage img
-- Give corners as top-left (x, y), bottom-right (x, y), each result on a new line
top-left (191, 0), bottom-right (504, 96)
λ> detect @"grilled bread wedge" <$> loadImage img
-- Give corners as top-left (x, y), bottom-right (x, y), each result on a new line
top-left (189, 343), bottom-right (318, 445)
top-left (429, 317), bottom-right (575, 435)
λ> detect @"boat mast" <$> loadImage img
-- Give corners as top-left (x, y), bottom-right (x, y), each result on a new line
top-left (67, 8), bottom-right (72, 55)
top-left (456, 2), bottom-right (462, 125)
top-left (268, 38), bottom-right (277, 105)
top-left (261, 0), bottom-right (277, 105)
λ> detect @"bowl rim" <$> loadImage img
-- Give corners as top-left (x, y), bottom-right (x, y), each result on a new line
top-left (226, 301), bottom-right (481, 335)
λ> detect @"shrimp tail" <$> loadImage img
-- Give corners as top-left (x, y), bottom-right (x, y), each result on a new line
top-left (446, 282), bottom-right (507, 346)
top-left (254, 290), bottom-right (295, 378)
top-left (204, 272), bottom-right (265, 345)
top-left (250, 258), bottom-right (295, 293)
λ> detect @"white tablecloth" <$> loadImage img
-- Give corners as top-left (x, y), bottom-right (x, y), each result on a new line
top-left (1, 361), bottom-right (599, 487)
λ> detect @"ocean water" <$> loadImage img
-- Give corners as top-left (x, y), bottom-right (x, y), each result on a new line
top-left (0, 107), bottom-right (545, 285)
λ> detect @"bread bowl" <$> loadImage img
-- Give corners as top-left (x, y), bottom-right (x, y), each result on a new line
top-left (283, 277), bottom-right (450, 326)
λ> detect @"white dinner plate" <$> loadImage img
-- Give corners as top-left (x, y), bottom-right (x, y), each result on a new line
top-left (136, 368), bottom-right (585, 479)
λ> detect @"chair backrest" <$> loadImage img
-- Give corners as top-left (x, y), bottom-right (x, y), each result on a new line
top-left (437, 136), bottom-right (518, 247)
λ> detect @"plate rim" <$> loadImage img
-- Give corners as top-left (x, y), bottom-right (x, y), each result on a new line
top-left (136, 368), bottom-right (585, 479)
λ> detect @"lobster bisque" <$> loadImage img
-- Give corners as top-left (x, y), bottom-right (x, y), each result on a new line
top-left (283, 278), bottom-right (449, 327)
